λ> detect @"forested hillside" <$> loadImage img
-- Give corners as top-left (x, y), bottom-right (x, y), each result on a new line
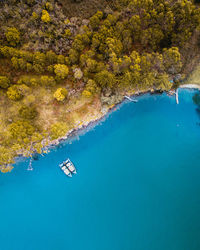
top-left (0, 0), bottom-right (200, 172)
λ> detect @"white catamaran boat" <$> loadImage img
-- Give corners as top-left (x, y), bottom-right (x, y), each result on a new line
top-left (59, 158), bottom-right (76, 177)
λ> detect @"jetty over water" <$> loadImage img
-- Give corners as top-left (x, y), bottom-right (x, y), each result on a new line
top-left (124, 95), bottom-right (138, 103)
top-left (176, 90), bottom-right (179, 104)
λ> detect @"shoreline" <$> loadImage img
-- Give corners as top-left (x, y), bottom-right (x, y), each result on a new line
top-left (12, 84), bottom-right (200, 168)
top-left (179, 83), bottom-right (200, 90)
top-left (45, 89), bottom-right (154, 148)
top-left (14, 88), bottom-right (150, 166)
top-left (43, 84), bottom-right (200, 150)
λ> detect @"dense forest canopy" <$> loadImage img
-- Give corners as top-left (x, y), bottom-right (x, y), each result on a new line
top-left (0, 0), bottom-right (200, 171)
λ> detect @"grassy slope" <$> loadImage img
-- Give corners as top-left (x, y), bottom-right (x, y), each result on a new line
top-left (0, 62), bottom-right (102, 135)
top-left (179, 30), bottom-right (200, 85)
top-left (183, 64), bottom-right (200, 85)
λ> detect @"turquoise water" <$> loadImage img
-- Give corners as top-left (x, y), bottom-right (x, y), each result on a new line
top-left (1, 89), bottom-right (200, 250)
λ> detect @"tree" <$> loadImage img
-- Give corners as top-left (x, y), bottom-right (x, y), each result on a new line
top-left (33, 52), bottom-right (46, 66)
top-left (54, 64), bottom-right (69, 79)
top-left (69, 49), bottom-right (79, 64)
top-left (83, 79), bottom-right (99, 97)
top-left (73, 68), bottom-right (83, 80)
top-left (0, 146), bottom-right (14, 172)
top-left (95, 70), bottom-right (116, 89)
top-left (33, 64), bottom-right (44, 73)
top-left (54, 88), bottom-right (68, 101)
top-left (72, 35), bottom-right (85, 51)
top-left (32, 12), bottom-right (39, 20)
top-left (40, 76), bottom-right (56, 87)
top-left (0, 76), bottom-right (10, 89)
top-left (45, 2), bottom-right (53, 11)
top-left (85, 58), bottom-right (98, 73)
top-left (8, 121), bottom-right (35, 143)
top-left (7, 85), bottom-right (23, 101)
top-left (50, 122), bottom-right (69, 140)
top-left (65, 29), bottom-right (72, 39)
top-left (5, 27), bottom-right (20, 47)
top-left (41, 10), bottom-right (51, 23)
top-left (11, 57), bottom-right (19, 69)
top-left (57, 55), bottom-right (65, 64)
top-left (89, 11), bottom-right (103, 30)
top-left (163, 47), bottom-right (182, 74)
top-left (18, 58), bottom-right (27, 70)
top-left (154, 73), bottom-right (172, 91)
top-left (129, 15), bottom-right (141, 42)
top-left (46, 50), bottom-right (57, 64)
top-left (82, 90), bottom-right (92, 98)
top-left (19, 106), bottom-right (38, 120)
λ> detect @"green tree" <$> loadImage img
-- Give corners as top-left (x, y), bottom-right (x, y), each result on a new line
top-left (50, 122), bottom-right (69, 140)
top-left (8, 121), bottom-right (35, 143)
top-left (163, 47), bottom-right (182, 74)
top-left (57, 55), bottom-right (65, 64)
top-left (95, 70), bottom-right (116, 89)
top-left (5, 27), bottom-right (20, 47)
top-left (85, 79), bottom-right (99, 94)
top-left (0, 147), bottom-right (14, 172)
top-left (33, 52), bottom-right (46, 66)
top-left (0, 76), bottom-right (10, 89)
top-left (11, 57), bottom-right (19, 69)
top-left (46, 50), bottom-right (57, 64)
top-left (64, 29), bottom-right (72, 39)
top-left (54, 64), bottom-right (69, 80)
top-left (69, 49), bottom-right (79, 64)
top-left (154, 73), bottom-right (172, 91)
top-left (19, 106), bottom-right (38, 120)
top-left (40, 76), bottom-right (56, 87)
top-left (89, 11), bottom-right (103, 30)
top-left (7, 85), bottom-right (23, 101)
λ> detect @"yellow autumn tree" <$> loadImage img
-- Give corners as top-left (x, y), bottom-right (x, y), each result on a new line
top-left (41, 10), bottom-right (51, 23)
top-left (5, 27), bottom-right (20, 47)
top-left (54, 64), bottom-right (69, 79)
top-left (54, 88), bottom-right (68, 101)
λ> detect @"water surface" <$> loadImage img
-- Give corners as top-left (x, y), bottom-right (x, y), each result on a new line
top-left (1, 89), bottom-right (200, 250)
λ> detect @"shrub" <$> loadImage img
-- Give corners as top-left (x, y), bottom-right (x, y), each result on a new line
top-left (7, 85), bottom-right (23, 101)
top-left (41, 10), bottom-right (51, 23)
top-left (69, 49), bottom-right (79, 64)
top-left (54, 88), bottom-right (68, 101)
top-left (8, 121), bottom-right (35, 142)
top-left (64, 29), bottom-right (72, 39)
top-left (82, 90), bottom-right (92, 98)
top-left (19, 106), bottom-right (38, 120)
top-left (40, 76), bottom-right (56, 87)
top-left (50, 122), bottom-right (69, 140)
top-left (46, 50), bottom-right (57, 64)
top-left (95, 70), bottom-right (115, 89)
top-left (32, 12), bottom-right (39, 20)
top-left (5, 27), bottom-right (20, 47)
top-left (54, 64), bottom-right (69, 79)
top-left (0, 76), bottom-right (10, 89)
top-left (73, 68), bottom-right (83, 79)
top-left (57, 55), bottom-right (65, 64)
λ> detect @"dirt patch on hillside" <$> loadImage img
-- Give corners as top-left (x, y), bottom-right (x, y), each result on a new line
top-left (57, 0), bottom-right (114, 18)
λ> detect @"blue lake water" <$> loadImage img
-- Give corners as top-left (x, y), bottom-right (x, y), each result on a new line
top-left (1, 89), bottom-right (200, 250)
